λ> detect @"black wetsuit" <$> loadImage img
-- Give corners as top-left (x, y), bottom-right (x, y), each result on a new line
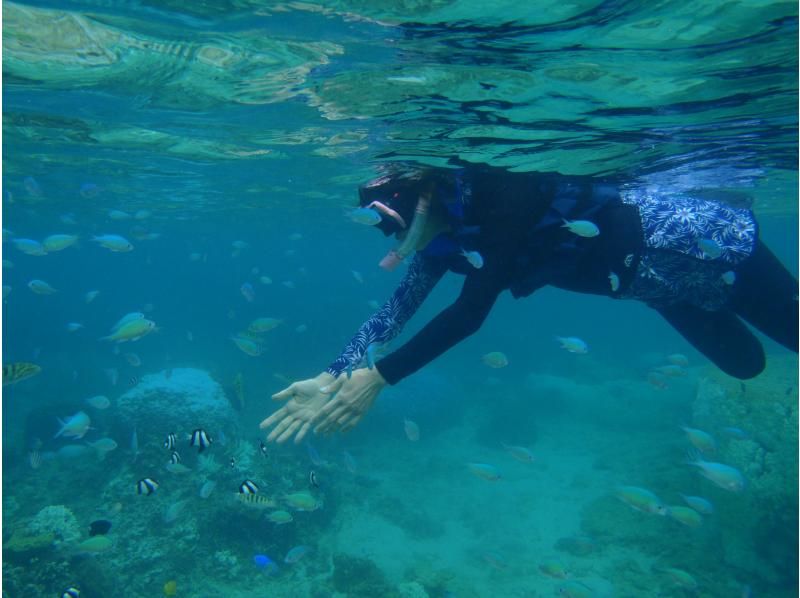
top-left (328, 166), bottom-right (797, 382)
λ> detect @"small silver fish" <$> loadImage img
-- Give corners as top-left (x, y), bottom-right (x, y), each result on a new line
top-left (131, 427), bottom-right (140, 461)
top-left (556, 336), bottom-right (589, 354)
top-left (307, 442), bottom-right (326, 467)
top-left (343, 450), bottom-right (357, 473)
top-left (562, 219), bottom-right (600, 238)
top-left (348, 207), bottom-right (382, 226)
top-left (284, 545), bottom-right (311, 564)
top-left (460, 249), bottom-right (484, 269)
top-left (697, 238), bottom-right (723, 258)
top-left (105, 368), bottom-right (119, 386)
top-left (608, 271), bottom-right (620, 292)
top-left (365, 343), bottom-right (378, 369)
top-left (28, 279), bottom-right (57, 295)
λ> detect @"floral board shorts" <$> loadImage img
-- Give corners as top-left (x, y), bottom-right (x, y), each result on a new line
top-left (619, 191), bottom-right (757, 311)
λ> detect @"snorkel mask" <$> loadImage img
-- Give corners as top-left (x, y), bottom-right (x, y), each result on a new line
top-left (356, 175), bottom-right (431, 271)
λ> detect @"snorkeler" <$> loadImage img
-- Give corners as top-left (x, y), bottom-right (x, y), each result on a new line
top-left (260, 163), bottom-right (798, 444)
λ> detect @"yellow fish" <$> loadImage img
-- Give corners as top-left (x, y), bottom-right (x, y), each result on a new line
top-left (467, 462), bottom-right (501, 481)
top-left (247, 317), bottom-right (283, 334)
top-left (502, 443), bottom-right (535, 463)
top-left (28, 279), bottom-right (57, 294)
top-left (42, 234), bottom-right (79, 252)
top-left (666, 505), bottom-right (703, 528)
top-left (231, 335), bottom-right (262, 356)
top-left (101, 319), bottom-right (156, 343)
top-left (283, 492), bottom-right (321, 511)
top-left (73, 535), bottom-right (112, 554)
top-left (163, 580), bottom-right (177, 597)
top-left (481, 351), bottom-right (508, 368)
top-left (3, 362), bottom-right (42, 386)
top-left (666, 353), bottom-right (689, 367)
top-left (236, 493), bottom-right (277, 509)
top-left (539, 560), bottom-right (570, 579)
top-left (267, 510), bottom-right (293, 524)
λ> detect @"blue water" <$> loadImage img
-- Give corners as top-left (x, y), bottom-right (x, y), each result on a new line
top-left (2, 1), bottom-right (798, 597)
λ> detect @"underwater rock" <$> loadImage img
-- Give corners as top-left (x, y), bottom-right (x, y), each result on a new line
top-left (116, 368), bottom-right (238, 442)
top-left (212, 549), bottom-right (242, 579)
top-left (398, 581), bottom-right (430, 598)
top-left (332, 554), bottom-right (399, 598)
top-left (26, 504), bottom-right (81, 548)
top-left (404, 561), bottom-right (457, 597)
top-left (690, 357), bottom-right (798, 586)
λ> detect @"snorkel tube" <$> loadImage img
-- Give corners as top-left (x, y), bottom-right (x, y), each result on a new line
top-left (379, 194), bottom-right (431, 271)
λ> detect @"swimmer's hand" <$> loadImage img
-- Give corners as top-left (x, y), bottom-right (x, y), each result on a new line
top-left (312, 367), bottom-right (387, 435)
top-left (260, 372), bottom-right (335, 444)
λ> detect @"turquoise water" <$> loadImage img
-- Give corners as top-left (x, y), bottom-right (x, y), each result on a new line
top-left (2, 1), bottom-right (798, 597)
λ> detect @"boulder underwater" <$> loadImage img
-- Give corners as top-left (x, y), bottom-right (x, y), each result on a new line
top-left (116, 368), bottom-right (239, 445)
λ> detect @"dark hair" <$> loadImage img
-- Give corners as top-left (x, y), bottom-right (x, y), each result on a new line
top-left (358, 165), bottom-right (453, 236)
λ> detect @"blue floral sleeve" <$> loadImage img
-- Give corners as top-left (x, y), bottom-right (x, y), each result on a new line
top-left (326, 253), bottom-right (447, 377)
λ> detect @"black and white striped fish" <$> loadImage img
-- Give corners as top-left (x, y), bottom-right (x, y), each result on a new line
top-left (169, 451), bottom-right (181, 465)
top-left (136, 478), bottom-right (159, 496)
top-left (163, 433), bottom-right (177, 450)
top-left (239, 479), bottom-right (259, 494)
top-left (189, 429), bottom-right (211, 453)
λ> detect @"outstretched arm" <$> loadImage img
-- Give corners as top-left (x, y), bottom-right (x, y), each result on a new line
top-left (261, 253), bottom-right (446, 444)
top-left (312, 261), bottom-right (508, 435)
top-left (326, 252), bottom-right (447, 376)
top-left (375, 261), bottom-right (507, 384)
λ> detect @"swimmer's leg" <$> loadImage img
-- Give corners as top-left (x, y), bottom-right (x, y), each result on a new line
top-left (655, 303), bottom-right (765, 379)
top-left (730, 240), bottom-right (798, 352)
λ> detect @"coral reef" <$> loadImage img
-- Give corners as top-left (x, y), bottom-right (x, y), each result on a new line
top-left (228, 437), bottom-right (258, 474)
top-left (331, 554), bottom-right (400, 597)
top-left (691, 356), bottom-right (798, 586)
top-left (4, 531), bottom-right (55, 554)
top-left (212, 550), bottom-right (243, 579)
top-left (403, 561), bottom-right (461, 598)
top-left (26, 504), bottom-right (81, 548)
top-left (2, 559), bottom-right (73, 597)
top-left (115, 368), bottom-right (239, 442)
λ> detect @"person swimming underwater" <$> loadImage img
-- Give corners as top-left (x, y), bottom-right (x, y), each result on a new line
top-left (260, 163), bottom-right (798, 444)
